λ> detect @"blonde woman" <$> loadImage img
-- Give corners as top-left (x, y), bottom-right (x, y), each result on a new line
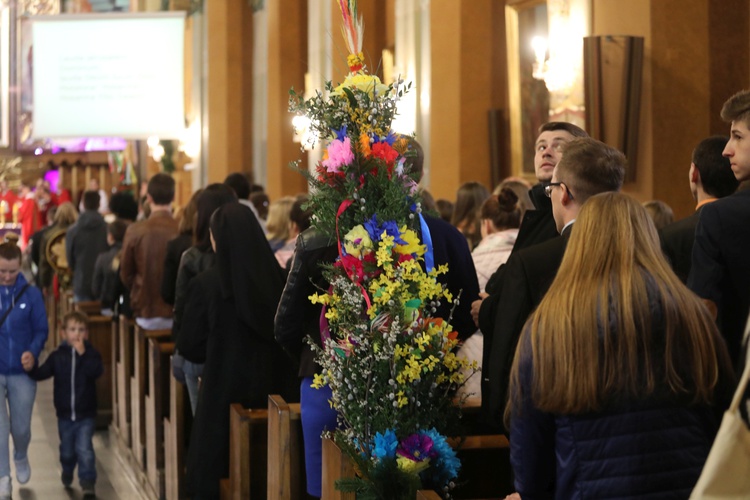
top-left (265, 196), bottom-right (295, 252)
top-left (507, 192), bottom-right (734, 499)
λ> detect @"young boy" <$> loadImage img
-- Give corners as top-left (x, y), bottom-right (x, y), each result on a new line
top-left (27, 311), bottom-right (103, 498)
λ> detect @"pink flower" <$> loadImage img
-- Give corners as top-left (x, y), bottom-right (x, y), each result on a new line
top-left (322, 138), bottom-right (354, 173)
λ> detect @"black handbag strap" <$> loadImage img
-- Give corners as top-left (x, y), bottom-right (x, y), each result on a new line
top-left (0, 284), bottom-right (30, 330)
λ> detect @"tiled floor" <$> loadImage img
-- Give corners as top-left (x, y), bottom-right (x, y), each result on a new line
top-left (9, 378), bottom-right (148, 500)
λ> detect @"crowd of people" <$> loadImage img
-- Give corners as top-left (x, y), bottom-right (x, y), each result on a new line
top-left (0, 88), bottom-right (746, 499)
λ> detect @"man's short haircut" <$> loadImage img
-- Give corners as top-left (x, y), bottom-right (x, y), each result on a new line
top-left (720, 89), bottom-right (750, 128)
top-left (147, 173), bottom-right (176, 205)
top-left (109, 192), bottom-right (139, 221)
top-left (82, 190), bottom-right (101, 211)
top-left (108, 219), bottom-right (129, 243)
top-left (224, 172), bottom-right (252, 200)
top-left (538, 121), bottom-right (589, 138)
top-left (62, 311), bottom-right (89, 329)
top-left (556, 138), bottom-right (626, 204)
top-left (692, 136), bottom-right (739, 198)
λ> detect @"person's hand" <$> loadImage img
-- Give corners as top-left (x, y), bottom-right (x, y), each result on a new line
top-left (70, 336), bottom-right (86, 355)
top-left (21, 351), bottom-right (35, 372)
top-left (471, 292), bottom-right (489, 327)
top-left (504, 493), bottom-right (521, 500)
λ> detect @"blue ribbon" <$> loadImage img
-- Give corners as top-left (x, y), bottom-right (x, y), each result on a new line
top-left (419, 213), bottom-right (434, 272)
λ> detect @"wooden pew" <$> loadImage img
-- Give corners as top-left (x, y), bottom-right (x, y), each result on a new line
top-left (109, 318), bottom-right (120, 443)
top-left (145, 338), bottom-right (175, 499)
top-left (164, 355), bottom-right (188, 500)
top-left (321, 433), bottom-right (512, 500)
top-left (267, 395), bottom-right (304, 499)
top-left (84, 314), bottom-right (114, 428)
top-left (219, 404), bottom-right (269, 500)
top-left (114, 316), bottom-right (134, 448)
top-left (75, 300), bottom-right (102, 316)
top-left (416, 491), bottom-right (442, 500)
top-left (130, 326), bottom-right (171, 469)
top-left (44, 290), bottom-right (58, 351)
top-left (321, 436), bottom-right (356, 500)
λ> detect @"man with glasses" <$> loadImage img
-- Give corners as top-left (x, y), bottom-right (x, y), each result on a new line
top-left (473, 122), bottom-right (586, 424)
top-left (481, 137), bottom-right (626, 430)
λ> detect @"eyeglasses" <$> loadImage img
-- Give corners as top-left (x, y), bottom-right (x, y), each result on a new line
top-left (544, 182), bottom-right (575, 200)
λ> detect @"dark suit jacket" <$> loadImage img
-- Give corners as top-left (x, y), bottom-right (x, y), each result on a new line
top-left (688, 189), bottom-right (750, 368)
top-left (424, 215), bottom-right (480, 340)
top-left (480, 184), bottom-right (558, 327)
top-left (483, 227), bottom-right (572, 430)
top-left (660, 209), bottom-right (702, 284)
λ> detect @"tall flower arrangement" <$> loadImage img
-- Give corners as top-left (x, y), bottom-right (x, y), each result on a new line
top-left (289, 2), bottom-right (476, 498)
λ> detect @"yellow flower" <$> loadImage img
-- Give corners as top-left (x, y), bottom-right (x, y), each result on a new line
top-left (397, 456), bottom-right (431, 474)
top-left (344, 225), bottom-right (373, 258)
top-left (309, 293), bottom-right (330, 305)
top-left (395, 228), bottom-right (426, 256)
top-left (325, 307), bottom-right (339, 321)
top-left (332, 72), bottom-right (390, 98)
top-left (311, 373), bottom-right (326, 389)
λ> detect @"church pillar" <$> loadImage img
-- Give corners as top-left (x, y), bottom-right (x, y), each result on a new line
top-left (265, 0), bottom-right (309, 198)
top-left (429, 0), bottom-right (495, 200)
top-left (205, 0), bottom-right (254, 184)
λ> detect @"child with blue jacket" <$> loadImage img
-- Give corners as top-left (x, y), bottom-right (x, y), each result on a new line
top-left (28, 311), bottom-right (103, 499)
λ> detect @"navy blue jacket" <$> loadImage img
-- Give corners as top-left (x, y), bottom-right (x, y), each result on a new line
top-left (29, 340), bottom-right (103, 421)
top-left (0, 273), bottom-right (48, 375)
top-left (509, 302), bottom-right (731, 499)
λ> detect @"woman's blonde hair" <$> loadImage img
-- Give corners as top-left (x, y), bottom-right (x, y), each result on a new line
top-left (507, 192), bottom-right (731, 419)
top-left (265, 196), bottom-right (295, 242)
top-left (54, 202), bottom-right (78, 228)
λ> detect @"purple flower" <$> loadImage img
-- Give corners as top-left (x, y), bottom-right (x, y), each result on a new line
top-left (397, 433), bottom-right (437, 462)
top-left (364, 215), bottom-right (406, 244)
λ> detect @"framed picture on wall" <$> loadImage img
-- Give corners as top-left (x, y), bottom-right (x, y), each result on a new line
top-left (506, 0), bottom-right (550, 180)
top-left (506, 0), bottom-right (589, 180)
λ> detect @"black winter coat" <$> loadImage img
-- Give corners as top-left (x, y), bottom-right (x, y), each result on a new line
top-left (29, 341), bottom-right (103, 421)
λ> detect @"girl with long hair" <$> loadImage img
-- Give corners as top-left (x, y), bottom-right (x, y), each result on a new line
top-left (507, 192), bottom-right (734, 499)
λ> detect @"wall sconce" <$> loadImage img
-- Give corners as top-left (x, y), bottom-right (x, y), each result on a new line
top-left (147, 135), bottom-right (164, 162)
top-left (531, 34), bottom-right (577, 93)
top-left (178, 120), bottom-right (201, 160)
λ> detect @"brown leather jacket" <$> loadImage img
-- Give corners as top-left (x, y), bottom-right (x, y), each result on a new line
top-left (120, 210), bottom-right (179, 319)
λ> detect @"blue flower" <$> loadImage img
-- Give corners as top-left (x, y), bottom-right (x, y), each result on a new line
top-left (363, 216), bottom-right (406, 244)
top-left (364, 215), bottom-right (381, 241)
top-left (334, 124), bottom-right (348, 141)
top-left (420, 428), bottom-right (460, 486)
top-left (372, 429), bottom-right (398, 460)
top-left (373, 131), bottom-right (397, 146)
top-left (381, 220), bottom-right (406, 244)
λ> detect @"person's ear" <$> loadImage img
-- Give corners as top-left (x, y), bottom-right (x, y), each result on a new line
top-left (560, 185), bottom-right (573, 206)
top-left (690, 163), bottom-right (700, 184)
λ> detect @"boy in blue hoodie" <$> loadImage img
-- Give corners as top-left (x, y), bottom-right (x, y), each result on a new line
top-left (28, 311), bottom-right (103, 498)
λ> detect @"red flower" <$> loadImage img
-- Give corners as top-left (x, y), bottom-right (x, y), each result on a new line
top-left (336, 254), bottom-right (365, 283)
top-left (397, 253), bottom-right (414, 264)
top-left (316, 164), bottom-right (345, 186)
top-left (371, 142), bottom-right (399, 171)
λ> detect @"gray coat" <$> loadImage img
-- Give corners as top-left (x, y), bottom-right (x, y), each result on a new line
top-left (65, 210), bottom-right (108, 301)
